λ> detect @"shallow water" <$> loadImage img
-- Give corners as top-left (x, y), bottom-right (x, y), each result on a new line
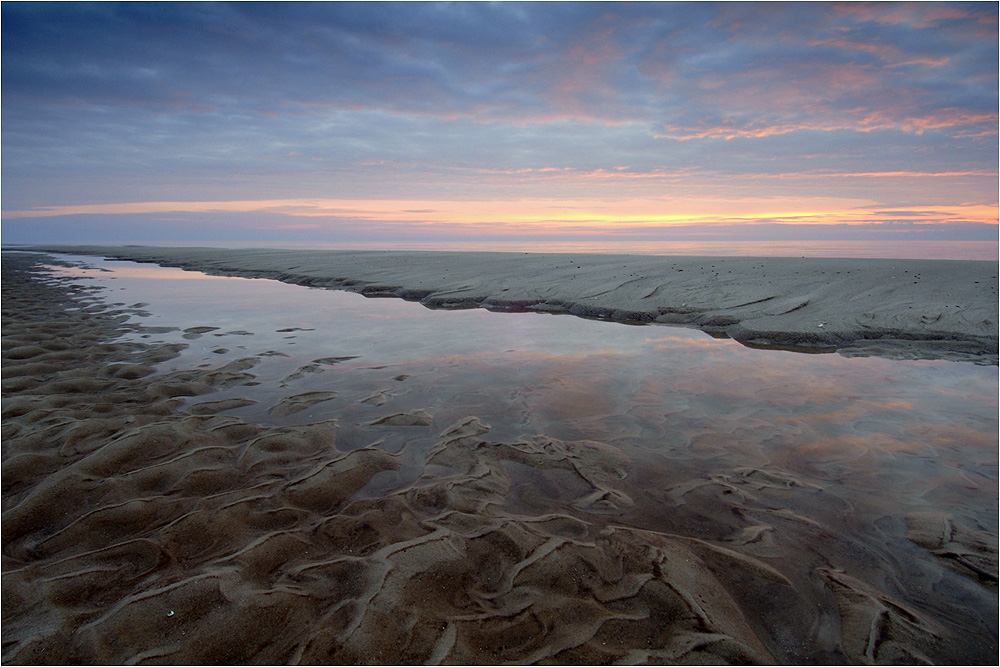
top-left (48, 254), bottom-right (999, 515)
top-left (32, 252), bottom-right (1000, 662)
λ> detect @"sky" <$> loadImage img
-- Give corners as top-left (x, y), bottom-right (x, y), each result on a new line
top-left (1, 1), bottom-right (997, 249)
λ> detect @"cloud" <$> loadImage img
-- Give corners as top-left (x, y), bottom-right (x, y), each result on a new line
top-left (4, 3), bottom-right (994, 126)
top-left (1, 2), bottom-right (995, 244)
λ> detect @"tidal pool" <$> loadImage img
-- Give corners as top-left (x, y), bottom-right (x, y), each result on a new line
top-left (34, 252), bottom-right (999, 663)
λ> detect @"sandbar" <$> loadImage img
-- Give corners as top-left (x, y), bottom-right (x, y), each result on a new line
top-left (26, 245), bottom-right (999, 363)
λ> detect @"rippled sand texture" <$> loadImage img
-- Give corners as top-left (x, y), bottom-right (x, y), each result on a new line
top-left (27, 245), bottom-right (1000, 363)
top-left (2, 253), bottom-right (997, 665)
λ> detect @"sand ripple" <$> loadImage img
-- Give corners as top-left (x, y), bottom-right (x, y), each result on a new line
top-left (3, 253), bottom-right (996, 664)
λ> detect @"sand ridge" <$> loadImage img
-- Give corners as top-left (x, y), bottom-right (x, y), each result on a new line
top-left (26, 244), bottom-right (999, 364)
top-left (3, 252), bottom-right (997, 664)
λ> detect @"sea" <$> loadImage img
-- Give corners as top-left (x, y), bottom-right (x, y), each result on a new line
top-left (11, 239), bottom-right (997, 260)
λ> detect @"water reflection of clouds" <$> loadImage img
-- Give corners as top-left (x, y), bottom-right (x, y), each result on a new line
top-left (50, 262), bottom-right (241, 282)
top-left (53, 256), bottom-right (998, 518)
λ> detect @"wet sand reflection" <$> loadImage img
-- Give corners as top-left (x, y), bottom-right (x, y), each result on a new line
top-left (5, 253), bottom-right (994, 664)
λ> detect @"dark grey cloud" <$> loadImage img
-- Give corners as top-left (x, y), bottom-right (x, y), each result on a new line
top-left (5, 2), bottom-right (993, 122)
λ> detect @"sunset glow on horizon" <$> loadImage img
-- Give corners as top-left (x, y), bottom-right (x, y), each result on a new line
top-left (2, 2), bottom-right (997, 252)
top-left (4, 197), bottom-right (996, 233)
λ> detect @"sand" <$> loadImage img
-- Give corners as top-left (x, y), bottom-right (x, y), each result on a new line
top-left (3, 251), bottom-right (998, 664)
top-left (25, 244), bottom-right (1000, 364)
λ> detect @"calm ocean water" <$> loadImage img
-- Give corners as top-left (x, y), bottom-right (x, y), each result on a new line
top-left (15, 239), bottom-right (997, 260)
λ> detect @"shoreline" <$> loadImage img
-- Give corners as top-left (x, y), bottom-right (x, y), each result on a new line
top-left (23, 244), bottom-right (1000, 364)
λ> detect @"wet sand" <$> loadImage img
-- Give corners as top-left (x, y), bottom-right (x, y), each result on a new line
top-left (3, 252), bottom-right (997, 664)
top-left (25, 244), bottom-right (1000, 364)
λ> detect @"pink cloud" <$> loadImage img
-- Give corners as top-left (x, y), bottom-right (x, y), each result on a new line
top-left (834, 2), bottom-right (971, 27)
top-left (656, 107), bottom-right (999, 140)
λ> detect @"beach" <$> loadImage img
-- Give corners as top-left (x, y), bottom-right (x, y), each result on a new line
top-left (6, 2), bottom-right (999, 662)
top-left (2, 250), bottom-right (998, 665)
top-left (27, 245), bottom-right (999, 364)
